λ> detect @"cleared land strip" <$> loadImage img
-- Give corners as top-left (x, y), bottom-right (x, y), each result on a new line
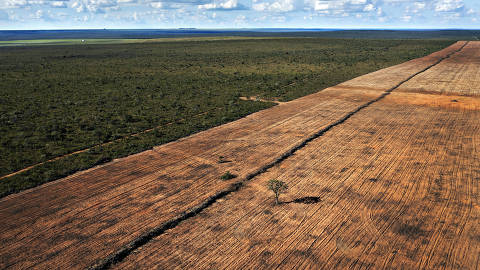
top-left (338, 41), bottom-right (467, 92)
top-left (398, 41), bottom-right (480, 96)
top-left (0, 41), bottom-right (468, 269)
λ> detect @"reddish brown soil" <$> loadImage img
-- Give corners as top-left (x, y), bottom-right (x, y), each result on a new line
top-left (398, 41), bottom-right (480, 96)
top-left (1, 41), bottom-right (478, 270)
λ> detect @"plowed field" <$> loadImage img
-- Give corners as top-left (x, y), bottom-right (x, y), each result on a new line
top-left (0, 41), bottom-right (478, 269)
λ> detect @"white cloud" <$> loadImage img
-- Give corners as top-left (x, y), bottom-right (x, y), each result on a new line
top-left (376, 6), bottom-right (383, 15)
top-left (72, 0), bottom-right (118, 13)
top-left (28, 8), bottom-right (64, 20)
top-left (253, 0), bottom-right (294, 12)
top-left (150, 1), bottom-right (163, 8)
top-left (0, 0), bottom-right (478, 28)
top-left (4, 0), bottom-right (71, 8)
top-left (72, 1), bottom-right (84, 11)
top-left (199, 0), bottom-right (235, 9)
top-left (411, 1), bottom-right (426, 13)
top-left (363, 3), bottom-right (374, 11)
top-left (51, 1), bottom-right (67, 7)
top-left (435, 0), bottom-right (464, 12)
top-left (5, 0), bottom-right (29, 7)
top-left (306, 0), bottom-right (381, 15)
top-left (34, 9), bottom-right (44, 18)
top-left (269, 0), bottom-right (294, 12)
top-left (310, 0), bottom-right (343, 11)
top-left (401, 14), bottom-right (412, 21)
top-left (382, 0), bottom-right (418, 3)
top-left (234, 14), bottom-right (246, 24)
top-left (413, 2), bottom-right (426, 9)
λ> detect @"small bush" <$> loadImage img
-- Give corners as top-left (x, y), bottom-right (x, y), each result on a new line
top-left (394, 222), bottom-right (425, 239)
top-left (220, 171), bottom-right (237, 180)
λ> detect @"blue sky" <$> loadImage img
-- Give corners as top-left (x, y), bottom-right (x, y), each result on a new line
top-left (0, 0), bottom-right (479, 29)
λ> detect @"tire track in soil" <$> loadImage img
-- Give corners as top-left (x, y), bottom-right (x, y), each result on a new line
top-left (349, 106), bottom-right (454, 263)
top-left (415, 116), bottom-right (477, 270)
top-left (88, 42), bottom-right (469, 270)
top-left (296, 108), bottom-right (430, 268)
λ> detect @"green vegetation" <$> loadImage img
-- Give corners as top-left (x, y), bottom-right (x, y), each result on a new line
top-left (218, 156), bottom-right (229, 164)
top-left (0, 37), bottom-right (276, 47)
top-left (0, 38), bottom-right (453, 197)
top-left (220, 171), bottom-right (237, 180)
top-left (0, 39), bottom-right (143, 47)
top-left (267, 179), bottom-right (289, 205)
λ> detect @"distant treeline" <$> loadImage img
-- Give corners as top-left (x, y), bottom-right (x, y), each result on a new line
top-left (0, 29), bottom-right (479, 41)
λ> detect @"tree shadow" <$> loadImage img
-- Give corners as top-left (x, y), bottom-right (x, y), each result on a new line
top-left (284, 196), bottom-right (321, 204)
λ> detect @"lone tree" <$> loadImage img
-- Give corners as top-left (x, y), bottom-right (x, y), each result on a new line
top-left (267, 179), bottom-right (288, 205)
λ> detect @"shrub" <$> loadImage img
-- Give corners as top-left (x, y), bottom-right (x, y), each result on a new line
top-left (220, 171), bottom-right (237, 180)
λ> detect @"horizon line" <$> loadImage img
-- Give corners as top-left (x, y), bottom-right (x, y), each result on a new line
top-left (1, 27), bottom-right (480, 31)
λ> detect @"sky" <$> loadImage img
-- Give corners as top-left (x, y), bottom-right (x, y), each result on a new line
top-left (0, 0), bottom-right (479, 30)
